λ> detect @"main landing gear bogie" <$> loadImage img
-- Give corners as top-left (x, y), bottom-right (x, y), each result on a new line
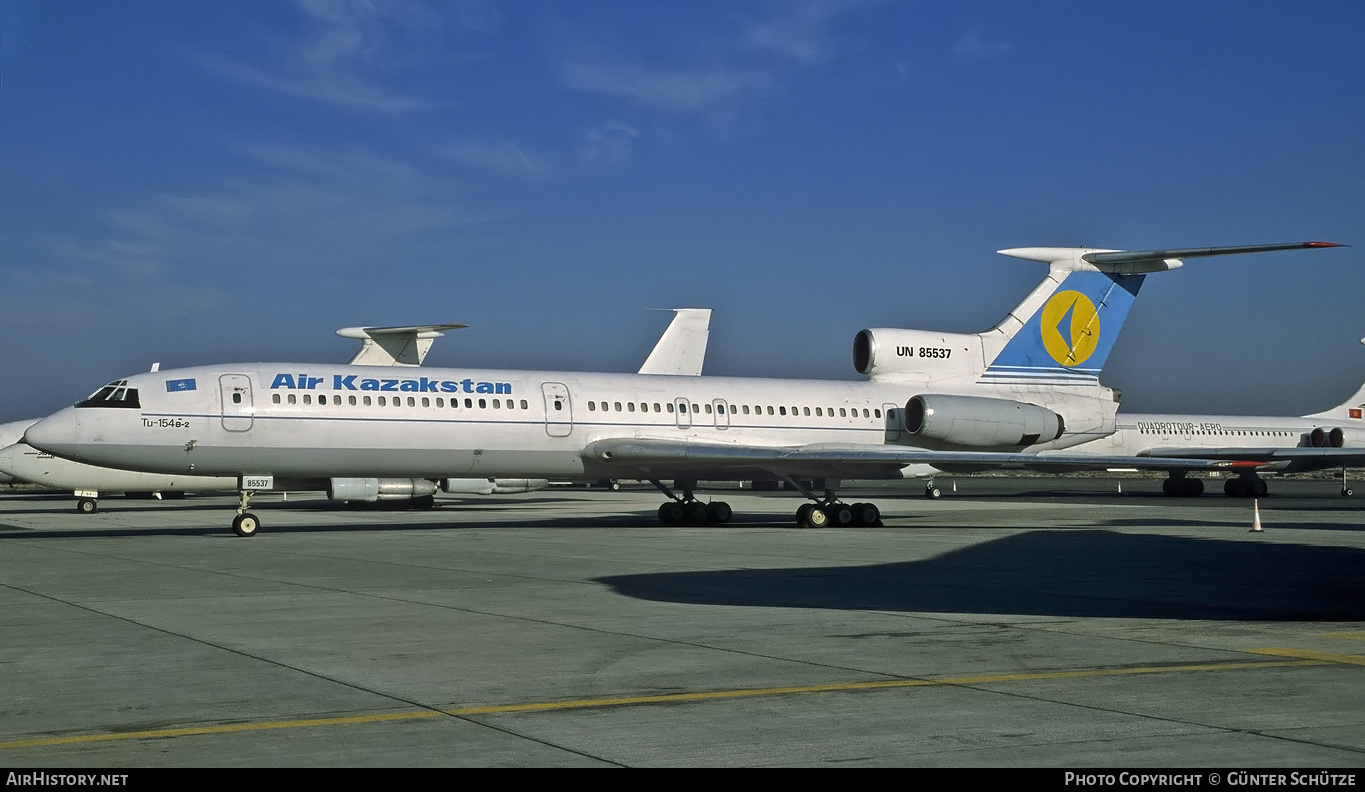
top-left (795, 501), bottom-right (881, 529)
top-left (656, 499), bottom-right (734, 525)
top-left (651, 479), bottom-right (733, 525)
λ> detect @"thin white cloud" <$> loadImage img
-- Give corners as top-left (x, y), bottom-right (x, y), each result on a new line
top-left (562, 61), bottom-right (774, 114)
top-left (742, 0), bottom-right (870, 62)
top-left (44, 143), bottom-right (477, 299)
top-left (444, 140), bottom-right (546, 177)
top-left (954, 28), bottom-right (1014, 64)
top-left (51, 238), bottom-right (168, 278)
top-left (557, 1), bottom-right (874, 130)
top-left (576, 121), bottom-right (641, 164)
top-left (202, 0), bottom-right (449, 111)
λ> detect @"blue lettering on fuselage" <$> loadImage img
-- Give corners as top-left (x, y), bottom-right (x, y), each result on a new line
top-left (272, 373), bottom-right (513, 393)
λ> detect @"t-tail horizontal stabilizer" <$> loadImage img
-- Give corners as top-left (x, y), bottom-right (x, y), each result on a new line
top-left (337, 324), bottom-right (467, 367)
top-left (856, 241), bottom-right (1342, 384)
top-left (982, 241), bottom-right (1344, 386)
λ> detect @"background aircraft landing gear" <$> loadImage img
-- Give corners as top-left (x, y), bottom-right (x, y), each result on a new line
top-left (1223, 475), bottom-right (1268, 498)
top-left (924, 483), bottom-right (942, 499)
top-left (1161, 474), bottom-right (1203, 497)
top-left (75, 497), bottom-right (98, 514)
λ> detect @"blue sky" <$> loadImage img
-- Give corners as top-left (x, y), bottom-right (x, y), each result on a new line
top-left (1, 1), bottom-right (1362, 422)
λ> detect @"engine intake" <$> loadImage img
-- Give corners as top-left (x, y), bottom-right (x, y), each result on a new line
top-left (904, 394), bottom-right (1065, 448)
top-left (854, 329), bottom-right (980, 379)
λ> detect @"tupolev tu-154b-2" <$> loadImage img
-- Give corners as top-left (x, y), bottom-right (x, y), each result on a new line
top-left (24, 242), bottom-right (1342, 536)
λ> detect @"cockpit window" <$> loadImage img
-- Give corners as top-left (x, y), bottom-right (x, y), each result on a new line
top-left (76, 380), bottom-right (141, 409)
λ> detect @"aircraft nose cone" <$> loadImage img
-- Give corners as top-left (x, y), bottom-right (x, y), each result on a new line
top-left (24, 407), bottom-right (79, 457)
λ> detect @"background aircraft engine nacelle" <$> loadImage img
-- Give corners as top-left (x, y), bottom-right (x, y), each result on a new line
top-left (442, 478), bottom-right (551, 495)
top-left (853, 329), bottom-right (981, 379)
top-left (328, 478), bottom-right (439, 502)
top-left (443, 478), bottom-right (494, 495)
top-left (904, 394), bottom-right (1065, 448)
top-left (1309, 427), bottom-right (1346, 448)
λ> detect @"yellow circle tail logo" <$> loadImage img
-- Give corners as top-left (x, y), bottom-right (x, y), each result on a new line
top-left (1040, 290), bottom-right (1100, 367)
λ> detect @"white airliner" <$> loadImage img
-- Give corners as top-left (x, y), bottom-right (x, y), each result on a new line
top-left (24, 243), bottom-right (1340, 535)
top-left (1, 313), bottom-right (709, 512)
top-left (1057, 365), bottom-right (1365, 498)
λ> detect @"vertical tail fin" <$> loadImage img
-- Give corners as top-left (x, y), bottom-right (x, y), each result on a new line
top-left (1306, 343), bottom-right (1365, 420)
top-left (638, 309), bottom-right (711, 375)
top-left (983, 267), bottom-right (1145, 385)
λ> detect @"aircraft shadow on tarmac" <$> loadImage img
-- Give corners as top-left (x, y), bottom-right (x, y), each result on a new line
top-left (596, 530), bottom-right (1365, 621)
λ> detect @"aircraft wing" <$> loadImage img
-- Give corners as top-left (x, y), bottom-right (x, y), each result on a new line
top-left (581, 438), bottom-right (1252, 481)
top-left (1138, 446), bottom-right (1365, 473)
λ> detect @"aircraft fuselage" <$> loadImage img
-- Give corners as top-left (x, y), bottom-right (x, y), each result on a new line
top-left (27, 363), bottom-right (1118, 482)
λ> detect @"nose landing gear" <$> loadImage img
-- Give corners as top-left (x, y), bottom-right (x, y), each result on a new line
top-left (233, 489), bottom-right (261, 536)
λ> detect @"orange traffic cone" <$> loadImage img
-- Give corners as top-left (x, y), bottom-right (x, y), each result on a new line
top-left (1250, 499), bottom-right (1263, 533)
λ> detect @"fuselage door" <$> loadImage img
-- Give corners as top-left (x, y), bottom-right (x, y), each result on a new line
top-left (541, 382), bottom-right (573, 437)
top-left (882, 402), bottom-right (901, 442)
top-left (219, 374), bottom-right (254, 432)
top-left (674, 397), bottom-right (692, 429)
top-left (713, 399), bottom-right (730, 430)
